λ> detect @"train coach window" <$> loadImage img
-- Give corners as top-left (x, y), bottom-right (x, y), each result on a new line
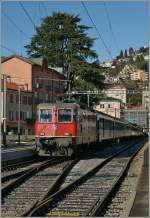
top-left (58, 109), bottom-right (72, 122)
top-left (40, 109), bottom-right (52, 122)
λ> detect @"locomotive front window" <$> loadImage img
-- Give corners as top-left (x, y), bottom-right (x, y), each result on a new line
top-left (40, 109), bottom-right (52, 122)
top-left (58, 109), bottom-right (72, 122)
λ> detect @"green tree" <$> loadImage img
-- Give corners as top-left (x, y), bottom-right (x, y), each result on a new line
top-left (139, 46), bottom-right (148, 54)
top-left (25, 12), bottom-right (97, 70)
top-left (25, 12), bottom-right (105, 103)
top-left (118, 50), bottom-right (123, 59)
top-left (135, 55), bottom-right (145, 69)
top-left (124, 49), bottom-right (128, 58)
top-left (127, 93), bottom-right (142, 106)
top-left (129, 47), bottom-right (135, 56)
top-left (140, 62), bottom-right (148, 71)
top-left (72, 77), bottom-right (105, 107)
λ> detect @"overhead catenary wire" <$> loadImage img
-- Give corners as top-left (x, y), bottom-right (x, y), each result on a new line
top-left (103, 3), bottom-right (119, 53)
top-left (41, 2), bottom-right (49, 17)
top-left (19, 1), bottom-right (36, 30)
top-left (3, 12), bottom-right (30, 40)
top-left (1, 44), bottom-right (19, 55)
top-left (81, 1), bottom-right (113, 60)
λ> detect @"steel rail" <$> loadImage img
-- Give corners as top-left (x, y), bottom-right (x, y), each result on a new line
top-left (2, 156), bottom-right (46, 172)
top-left (23, 158), bottom-right (79, 216)
top-left (2, 158), bottom-right (57, 197)
top-left (2, 169), bottom-right (29, 183)
top-left (86, 138), bottom-right (147, 216)
top-left (28, 138), bottom-right (146, 217)
top-left (1, 157), bottom-right (77, 217)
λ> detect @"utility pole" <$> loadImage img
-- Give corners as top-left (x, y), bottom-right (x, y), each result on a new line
top-left (87, 94), bottom-right (90, 108)
top-left (18, 86), bottom-right (21, 144)
top-left (68, 73), bottom-right (71, 101)
top-left (17, 84), bottom-right (28, 144)
top-left (68, 35), bottom-right (72, 101)
top-left (2, 74), bottom-right (7, 146)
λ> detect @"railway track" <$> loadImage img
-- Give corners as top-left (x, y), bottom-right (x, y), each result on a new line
top-left (2, 158), bottom-right (54, 189)
top-left (2, 157), bottom-right (51, 189)
top-left (100, 142), bottom-right (148, 217)
top-left (55, 138), bottom-right (144, 190)
top-left (2, 157), bottom-right (78, 217)
top-left (28, 138), bottom-right (146, 217)
top-left (2, 139), bottom-right (131, 192)
top-left (2, 156), bottom-right (47, 173)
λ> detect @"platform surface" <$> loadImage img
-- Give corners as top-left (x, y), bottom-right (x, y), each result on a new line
top-left (130, 144), bottom-right (149, 217)
top-left (1, 142), bottom-right (36, 163)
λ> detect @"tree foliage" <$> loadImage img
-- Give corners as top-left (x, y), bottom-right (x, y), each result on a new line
top-left (129, 47), bottom-right (135, 56)
top-left (25, 12), bottom-right (105, 104)
top-left (25, 12), bottom-right (98, 68)
top-left (127, 93), bottom-right (142, 106)
top-left (116, 50), bottom-right (123, 59)
top-left (135, 55), bottom-right (146, 69)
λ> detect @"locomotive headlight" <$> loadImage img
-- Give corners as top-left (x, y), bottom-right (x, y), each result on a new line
top-left (64, 132), bottom-right (72, 136)
top-left (40, 132), bottom-right (45, 136)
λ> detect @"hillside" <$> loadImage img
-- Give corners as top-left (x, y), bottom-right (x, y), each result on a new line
top-left (101, 46), bottom-right (148, 85)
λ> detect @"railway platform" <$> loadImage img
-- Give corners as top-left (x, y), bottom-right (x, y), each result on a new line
top-left (1, 142), bottom-right (36, 163)
top-left (130, 143), bottom-right (149, 217)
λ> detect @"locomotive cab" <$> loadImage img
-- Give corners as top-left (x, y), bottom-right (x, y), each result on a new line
top-left (35, 103), bottom-right (79, 156)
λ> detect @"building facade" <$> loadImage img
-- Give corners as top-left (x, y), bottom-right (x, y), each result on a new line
top-left (130, 69), bottom-right (148, 81)
top-left (94, 98), bottom-right (124, 118)
top-left (142, 89), bottom-right (149, 110)
top-left (123, 107), bottom-right (148, 130)
top-left (104, 83), bottom-right (127, 104)
top-left (1, 80), bottom-right (33, 134)
top-left (2, 55), bottom-right (66, 116)
top-left (2, 55), bottom-right (65, 100)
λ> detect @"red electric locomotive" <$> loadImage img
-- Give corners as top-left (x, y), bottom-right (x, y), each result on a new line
top-left (35, 103), bottom-right (97, 156)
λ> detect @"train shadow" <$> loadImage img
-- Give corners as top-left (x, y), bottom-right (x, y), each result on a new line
top-left (78, 136), bottom-right (147, 160)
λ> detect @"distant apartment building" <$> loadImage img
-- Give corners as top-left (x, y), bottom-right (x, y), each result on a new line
top-left (1, 80), bottom-right (33, 134)
top-left (123, 107), bottom-right (148, 130)
top-left (2, 55), bottom-right (66, 111)
top-left (94, 97), bottom-right (124, 118)
top-left (130, 69), bottom-right (148, 81)
top-left (104, 83), bottom-right (127, 104)
top-left (142, 89), bottom-right (149, 110)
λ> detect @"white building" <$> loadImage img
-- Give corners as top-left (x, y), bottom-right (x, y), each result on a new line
top-left (94, 97), bottom-right (124, 118)
top-left (142, 89), bottom-right (149, 110)
top-left (104, 83), bottom-right (127, 104)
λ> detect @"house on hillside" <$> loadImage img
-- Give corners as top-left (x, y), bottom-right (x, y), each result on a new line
top-left (130, 69), bottom-right (148, 81)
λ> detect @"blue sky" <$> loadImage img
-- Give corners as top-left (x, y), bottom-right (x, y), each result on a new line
top-left (2, 1), bottom-right (149, 62)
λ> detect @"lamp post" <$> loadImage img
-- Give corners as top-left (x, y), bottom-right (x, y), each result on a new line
top-left (18, 86), bottom-right (21, 144)
top-left (17, 84), bottom-right (28, 144)
top-left (1, 74), bottom-right (11, 146)
top-left (2, 74), bottom-right (7, 146)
